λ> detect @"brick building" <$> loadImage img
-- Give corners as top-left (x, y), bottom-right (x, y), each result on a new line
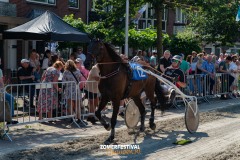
top-left (0, 0), bottom-right (88, 71)
top-left (10, 0), bottom-right (87, 20)
top-left (1, 0), bottom-right (188, 72)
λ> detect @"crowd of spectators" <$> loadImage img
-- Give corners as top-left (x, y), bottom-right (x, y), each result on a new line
top-left (0, 47), bottom-right (97, 125)
top-left (135, 49), bottom-right (240, 100)
top-left (2, 47), bottom-right (240, 125)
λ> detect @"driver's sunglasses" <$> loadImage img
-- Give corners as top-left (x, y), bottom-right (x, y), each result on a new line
top-left (172, 59), bottom-right (179, 63)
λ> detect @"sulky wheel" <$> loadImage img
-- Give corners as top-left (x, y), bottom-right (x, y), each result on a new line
top-left (124, 99), bottom-right (140, 129)
top-left (185, 100), bottom-right (199, 134)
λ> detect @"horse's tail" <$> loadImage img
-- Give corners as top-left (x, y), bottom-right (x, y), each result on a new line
top-left (140, 64), bottom-right (169, 111)
top-left (155, 79), bottom-right (169, 111)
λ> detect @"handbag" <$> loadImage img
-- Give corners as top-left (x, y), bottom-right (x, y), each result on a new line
top-left (0, 94), bottom-right (11, 123)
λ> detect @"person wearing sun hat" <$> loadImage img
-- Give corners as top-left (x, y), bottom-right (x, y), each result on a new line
top-left (74, 58), bottom-right (90, 90)
top-left (18, 58), bottom-right (35, 108)
top-left (18, 58), bottom-right (34, 83)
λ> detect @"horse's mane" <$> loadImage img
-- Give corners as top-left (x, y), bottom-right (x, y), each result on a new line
top-left (104, 43), bottom-right (124, 63)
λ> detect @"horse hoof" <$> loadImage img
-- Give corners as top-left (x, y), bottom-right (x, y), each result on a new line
top-left (104, 140), bottom-right (111, 145)
top-left (104, 123), bottom-right (111, 131)
top-left (140, 126), bottom-right (145, 132)
top-left (150, 123), bottom-right (156, 130)
top-left (128, 130), bottom-right (136, 135)
top-left (95, 111), bottom-right (101, 119)
top-left (104, 137), bottom-right (114, 145)
top-left (161, 111), bottom-right (165, 116)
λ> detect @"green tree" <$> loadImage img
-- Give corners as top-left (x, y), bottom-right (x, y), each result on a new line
top-left (85, 21), bottom-right (108, 39)
top-left (129, 28), bottom-right (156, 50)
top-left (63, 14), bottom-right (86, 32)
top-left (94, 0), bottom-right (145, 29)
top-left (169, 28), bottom-right (201, 56)
top-left (186, 0), bottom-right (240, 47)
top-left (141, 0), bottom-right (195, 60)
top-left (57, 14), bottom-right (87, 50)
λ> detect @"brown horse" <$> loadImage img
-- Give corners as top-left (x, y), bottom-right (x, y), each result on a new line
top-left (88, 40), bottom-right (167, 144)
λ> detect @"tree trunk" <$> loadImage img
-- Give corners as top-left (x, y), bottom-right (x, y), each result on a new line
top-left (155, 4), bottom-right (163, 64)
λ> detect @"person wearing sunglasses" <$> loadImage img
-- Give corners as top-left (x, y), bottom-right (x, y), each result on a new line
top-left (161, 55), bottom-right (186, 106)
top-left (163, 55), bottom-right (186, 88)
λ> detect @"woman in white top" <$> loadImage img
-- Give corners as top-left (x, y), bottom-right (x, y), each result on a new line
top-left (84, 64), bottom-right (100, 124)
top-left (41, 50), bottom-right (51, 70)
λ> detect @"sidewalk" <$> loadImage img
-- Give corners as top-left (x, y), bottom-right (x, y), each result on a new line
top-left (0, 97), bottom-right (239, 156)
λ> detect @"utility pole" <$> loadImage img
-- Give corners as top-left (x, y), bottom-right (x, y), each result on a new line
top-left (124, 0), bottom-right (129, 57)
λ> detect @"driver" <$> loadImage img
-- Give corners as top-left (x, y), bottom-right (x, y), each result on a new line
top-left (162, 55), bottom-right (187, 105)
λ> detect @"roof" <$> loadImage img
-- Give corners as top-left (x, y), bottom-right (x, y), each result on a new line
top-left (3, 10), bottom-right (90, 43)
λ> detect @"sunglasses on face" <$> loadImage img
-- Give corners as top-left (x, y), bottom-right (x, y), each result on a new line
top-left (172, 59), bottom-right (179, 63)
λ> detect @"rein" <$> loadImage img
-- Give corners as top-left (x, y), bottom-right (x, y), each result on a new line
top-left (97, 61), bottom-right (176, 81)
top-left (97, 61), bottom-right (161, 77)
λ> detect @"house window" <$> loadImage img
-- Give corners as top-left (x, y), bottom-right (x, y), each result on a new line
top-left (69, 0), bottom-right (79, 8)
top-left (175, 8), bottom-right (187, 23)
top-left (26, 0), bottom-right (56, 5)
top-left (137, 4), bottom-right (167, 32)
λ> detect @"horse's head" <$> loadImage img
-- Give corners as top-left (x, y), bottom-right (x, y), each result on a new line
top-left (88, 39), bottom-right (106, 62)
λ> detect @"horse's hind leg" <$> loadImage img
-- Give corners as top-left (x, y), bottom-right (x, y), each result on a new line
top-left (145, 85), bottom-right (157, 130)
top-left (133, 97), bottom-right (146, 132)
top-left (95, 96), bottom-right (111, 131)
top-left (104, 99), bottom-right (120, 144)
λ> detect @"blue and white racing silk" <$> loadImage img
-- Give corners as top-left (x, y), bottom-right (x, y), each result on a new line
top-left (129, 62), bottom-right (148, 80)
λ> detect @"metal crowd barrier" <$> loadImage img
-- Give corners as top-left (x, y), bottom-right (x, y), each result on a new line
top-left (1, 81), bottom-right (79, 141)
top-left (165, 73), bottom-right (237, 108)
top-left (78, 81), bottom-right (127, 123)
top-left (186, 73), bottom-right (235, 100)
top-left (78, 81), bottom-right (112, 121)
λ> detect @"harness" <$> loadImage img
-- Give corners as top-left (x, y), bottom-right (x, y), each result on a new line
top-left (99, 66), bottom-right (120, 79)
top-left (97, 62), bottom-right (133, 100)
top-left (121, 63), bottom-right (133, 100)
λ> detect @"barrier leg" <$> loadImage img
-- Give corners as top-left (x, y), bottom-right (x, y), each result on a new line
top-left (0, 123), bottom-right (12, 142)
top-left (69, 117), bottom-right (81, 128)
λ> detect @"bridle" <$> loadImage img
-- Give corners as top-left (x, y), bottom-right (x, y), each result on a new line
top-left (92, 42), bottom-right (124, 79)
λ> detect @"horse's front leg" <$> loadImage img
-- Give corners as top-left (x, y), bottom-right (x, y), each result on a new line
top-left (104, 99), bottom-right (120, 145)
top-left (95, 96), bottom-right (111, 131)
